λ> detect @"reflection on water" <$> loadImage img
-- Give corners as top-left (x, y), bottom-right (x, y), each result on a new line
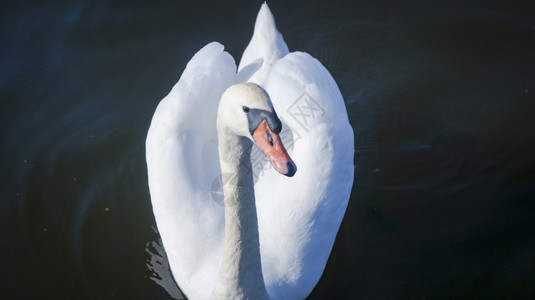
top-left (146, 230), bottom-right (185, 300)
top-left (1, 0), bottom-right (535, 299)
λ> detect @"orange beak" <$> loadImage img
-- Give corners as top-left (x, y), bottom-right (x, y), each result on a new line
top-left (252, 120), bottom-right (297, 177)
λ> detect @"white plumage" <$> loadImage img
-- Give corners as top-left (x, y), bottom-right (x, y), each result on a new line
top-left (146, 3), bottom-right (354, 299)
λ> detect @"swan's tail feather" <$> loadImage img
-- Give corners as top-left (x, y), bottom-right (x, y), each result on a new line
top-left (238, 3), bottom-right (289, 86)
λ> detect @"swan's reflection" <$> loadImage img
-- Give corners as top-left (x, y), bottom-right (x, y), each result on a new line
top-left (145, 230), bottom-right (185, 300)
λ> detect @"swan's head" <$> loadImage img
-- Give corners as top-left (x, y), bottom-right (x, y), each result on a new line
top-left (217, 82), bottom-right (296, 177)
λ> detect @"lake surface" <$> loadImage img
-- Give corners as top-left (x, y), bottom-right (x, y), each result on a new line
top-left (1, 0), bottom-right (534, 299)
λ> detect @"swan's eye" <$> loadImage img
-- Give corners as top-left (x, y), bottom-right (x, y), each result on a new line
top-left (242, 106), bottom-right (250, 113)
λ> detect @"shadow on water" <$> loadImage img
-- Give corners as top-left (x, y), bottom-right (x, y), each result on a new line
top-left (1, 0), bottom-right (535, 299)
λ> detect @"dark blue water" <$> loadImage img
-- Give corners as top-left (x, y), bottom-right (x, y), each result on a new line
top-left (2, 0), bottom-right (534, 299)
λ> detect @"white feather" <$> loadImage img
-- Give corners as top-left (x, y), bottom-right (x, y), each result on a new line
top-left (146, 3), bottom-right (354, 299)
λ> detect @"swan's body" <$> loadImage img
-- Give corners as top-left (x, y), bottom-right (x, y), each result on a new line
top-left (146, 4), bottom-right (354, 299)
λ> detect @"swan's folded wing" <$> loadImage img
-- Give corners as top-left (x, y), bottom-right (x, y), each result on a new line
top-left (256, 52), bottom-right (354, 299)
top-left (146, 42), bottom-right (236, 299)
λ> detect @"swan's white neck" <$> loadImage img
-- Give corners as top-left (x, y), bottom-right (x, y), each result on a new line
top-left (213, 127), bottom-right (269, 300)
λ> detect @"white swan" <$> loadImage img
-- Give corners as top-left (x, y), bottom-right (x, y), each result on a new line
top-left (146, 3), bottom-right (354, 300)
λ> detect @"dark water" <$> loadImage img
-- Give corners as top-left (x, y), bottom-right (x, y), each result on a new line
top-left (2, 0), bottom-right (535, 299)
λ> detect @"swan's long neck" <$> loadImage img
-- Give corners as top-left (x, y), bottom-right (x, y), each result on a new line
top-left (214, 127), bottom-right (269, 300)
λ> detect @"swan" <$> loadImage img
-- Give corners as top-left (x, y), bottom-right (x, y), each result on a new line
top-left (146, 3), bottom-right (354, 300)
